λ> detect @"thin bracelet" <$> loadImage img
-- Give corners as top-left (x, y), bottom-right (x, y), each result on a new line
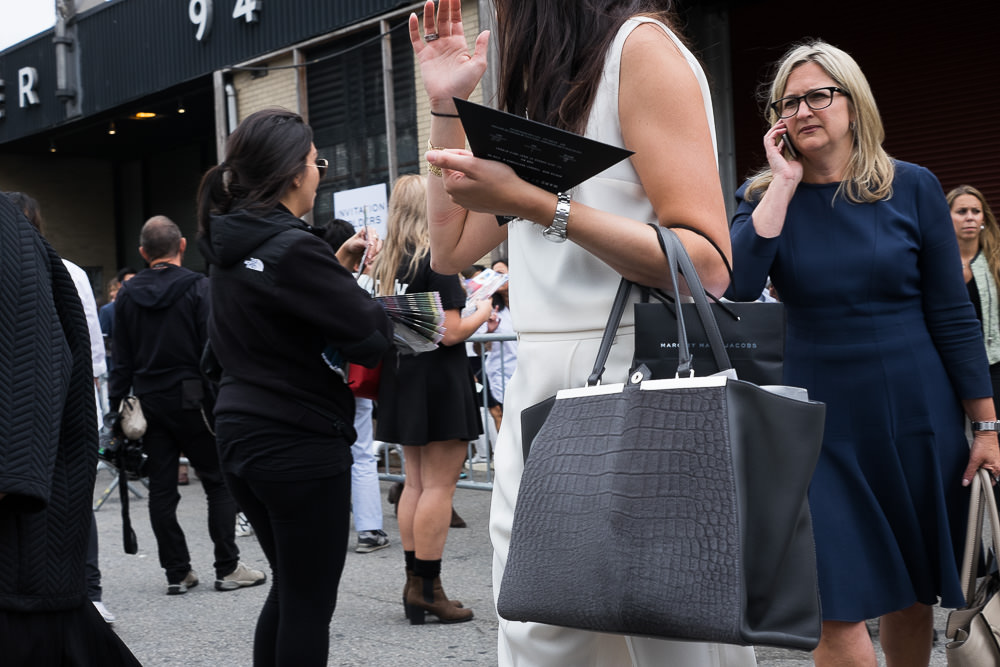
top-left (430, 110), bottom-right (461, 118)
top-left (427, 139), bottom-right (445, 177)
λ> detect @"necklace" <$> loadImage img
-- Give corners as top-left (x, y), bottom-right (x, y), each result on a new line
top-left (962, 251), bottom-right (978, 270)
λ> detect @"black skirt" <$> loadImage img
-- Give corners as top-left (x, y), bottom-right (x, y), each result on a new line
top-left (0, 602), bottom-right (142, 666)
top-left (376, 343), bottom-right (483, 446)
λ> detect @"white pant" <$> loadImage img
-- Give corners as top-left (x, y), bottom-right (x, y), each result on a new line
top-left (351, 397), bottom-right (383, 532)
top-left (490, 331), bottom-right (757, 667)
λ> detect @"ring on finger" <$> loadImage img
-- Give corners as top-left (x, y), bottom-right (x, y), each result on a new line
top-left (424, 33), bottom-right (439, 42)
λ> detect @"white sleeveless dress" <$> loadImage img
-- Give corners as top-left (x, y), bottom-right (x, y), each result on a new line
top-left (489, 17), bottom-right (758, 667)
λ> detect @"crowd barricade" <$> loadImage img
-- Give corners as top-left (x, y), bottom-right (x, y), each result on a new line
top-left (375, 331), bottom-right (517, 492)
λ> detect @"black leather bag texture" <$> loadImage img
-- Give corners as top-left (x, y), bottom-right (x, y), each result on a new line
top-left (501, 226), bottom-right (825, 650)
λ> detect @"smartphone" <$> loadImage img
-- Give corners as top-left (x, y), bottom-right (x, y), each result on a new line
top-left (782, 133), bottom-right (798, 159)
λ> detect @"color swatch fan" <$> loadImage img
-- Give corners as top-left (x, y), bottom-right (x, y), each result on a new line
top-left (377, 291), bottom-right (446, 354)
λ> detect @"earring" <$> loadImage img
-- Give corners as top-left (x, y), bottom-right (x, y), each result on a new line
top-left (849, 121), bottom-right (856, 132)
top-left (982, 225), bottom-right (986, 230)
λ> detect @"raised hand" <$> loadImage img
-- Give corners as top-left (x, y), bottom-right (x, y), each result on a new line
top-left (408, 0), bottom-right (491, 111)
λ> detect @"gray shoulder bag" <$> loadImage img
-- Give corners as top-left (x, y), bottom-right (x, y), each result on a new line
top-left (500, 226), bottom-right (825, 650)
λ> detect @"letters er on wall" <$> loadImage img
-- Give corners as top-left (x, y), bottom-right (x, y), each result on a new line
top-left (19, 67), bottom-right (40, 108)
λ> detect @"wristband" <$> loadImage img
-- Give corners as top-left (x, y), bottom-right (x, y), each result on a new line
top-left (971, 421), bottom-right (1000, 432)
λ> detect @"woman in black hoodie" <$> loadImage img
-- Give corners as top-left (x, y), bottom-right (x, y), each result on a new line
top-left (198, 108), bottom-right (391, 667)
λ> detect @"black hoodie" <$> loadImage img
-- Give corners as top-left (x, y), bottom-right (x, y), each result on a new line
top-left (200, 205), bottom-right (391, 444)
top-left (109, 262), bottom-right (208, 405)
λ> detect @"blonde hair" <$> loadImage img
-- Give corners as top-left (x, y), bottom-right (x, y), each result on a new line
top-left (371, 174), bottom-right (431, 296)
top-left (948, 184), bottom-right (1000, 288)
top-left (745, 41), bottom-right (894, 204)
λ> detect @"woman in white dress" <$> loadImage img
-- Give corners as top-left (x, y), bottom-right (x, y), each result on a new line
top-left (408, 0), bottom-right (757, 664)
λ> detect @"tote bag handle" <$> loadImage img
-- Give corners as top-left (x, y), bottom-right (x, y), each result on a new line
top-left (587, 225), bottom-right (732, 385)
top-left (960, 468), bottom-right (1000, 603)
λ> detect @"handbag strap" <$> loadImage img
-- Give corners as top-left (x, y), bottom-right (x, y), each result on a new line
top-left (585, 225), bottom-right (734, 385)
top-left (959, 468), bottom-right (1000, 603)
top-left (587, 278), bottom-right (634, 386)
top-left (653, 225), bottom-right (732, 376)
top-left (658, 225), bottom-right (694, 375)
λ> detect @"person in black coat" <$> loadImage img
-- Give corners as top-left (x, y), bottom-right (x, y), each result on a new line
top-left (0, 193), bottom-right (140, 665)
top-left (198, 107), bottom-right (391, 667)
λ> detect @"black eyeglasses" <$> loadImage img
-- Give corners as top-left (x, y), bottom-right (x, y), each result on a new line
top-left (770, 87), bottom-right (848, 119)
top-left (307, 157), bottom-right (328, 179)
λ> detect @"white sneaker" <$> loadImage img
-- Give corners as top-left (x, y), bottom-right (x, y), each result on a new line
top-left (235, 512), bottom-right (254, 537)
top-left (92, 600), bottom-right (116, 624)
top-left (215, 561), bottom-right (266, 591)
top-left (356, 529), bottom-right (390, 553)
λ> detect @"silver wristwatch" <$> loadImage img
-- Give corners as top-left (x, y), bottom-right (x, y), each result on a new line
top-left (971, 421), bottom-right (1000, 432)
top-left (542, 192), bottom-right (571, 243)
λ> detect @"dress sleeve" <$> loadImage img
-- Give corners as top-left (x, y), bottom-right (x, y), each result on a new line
top-left (914, 165), bottom-right (993, 399)
top-left (422, 260), bottom-right (467, 312)
top-left (276, 234), bottom-right (392, 367)
top-left (727, 181), bottom-right (781, 301)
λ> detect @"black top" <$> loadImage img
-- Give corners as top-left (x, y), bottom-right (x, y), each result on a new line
top-left (968, 277), bottom-right (983, 322)
top-left (201, 205), bottom-right (392, 478)
top-left (108, 263), bottom-right (208, 405)
top-left (375, 253), bottom-right (482, 445)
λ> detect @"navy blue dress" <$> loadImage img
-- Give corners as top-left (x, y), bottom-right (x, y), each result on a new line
top-left (729, 161), bottom-right (992, 621)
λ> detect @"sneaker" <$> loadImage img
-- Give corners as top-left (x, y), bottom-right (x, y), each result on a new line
top-left (92, 600), bottom-right (116, 624)
top-left (235, 512), bottom-right (254, 537)
top-left (215, 562), bottom-right (266, 591)
top-left (167, 570), bottom-right (199, 596)
top-left (356, 529), bottom-right (390, 553)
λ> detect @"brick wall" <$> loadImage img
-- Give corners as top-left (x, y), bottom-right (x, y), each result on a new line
top-left (232, 53), bottom-right (301, 120)
top-left (0, 155), bottom-right (117, 301)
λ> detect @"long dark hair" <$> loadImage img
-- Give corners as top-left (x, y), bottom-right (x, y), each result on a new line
top-left (196, 108), bottom-right (313, 237)
top-left (496, 1), bottom-right (681, 133)
top-left (4, 191), bottom-right (44, 233)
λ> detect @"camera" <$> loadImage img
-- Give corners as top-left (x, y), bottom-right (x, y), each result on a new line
top-left (99, 413), bottom-right (148, 479)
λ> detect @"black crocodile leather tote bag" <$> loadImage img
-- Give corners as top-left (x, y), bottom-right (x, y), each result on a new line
top-left (500, 227), bottom-right (825, 650)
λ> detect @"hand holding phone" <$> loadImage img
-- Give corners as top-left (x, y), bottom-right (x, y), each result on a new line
top-left (781, 133), bottom-right (797, 159)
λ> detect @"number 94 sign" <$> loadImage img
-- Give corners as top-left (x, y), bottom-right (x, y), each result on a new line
top-left (189, 0), bottom-right (261, 42)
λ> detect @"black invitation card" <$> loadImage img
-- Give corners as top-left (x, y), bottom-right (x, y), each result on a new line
top-left (453, 98), bottom-right (634, 224)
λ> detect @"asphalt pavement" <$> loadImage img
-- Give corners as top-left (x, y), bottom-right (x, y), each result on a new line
top-left (92, 465), bottom-right (953, 666)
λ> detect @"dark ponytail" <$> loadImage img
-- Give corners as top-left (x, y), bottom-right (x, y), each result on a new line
top-left (196, 108), bottom-right (313, 239)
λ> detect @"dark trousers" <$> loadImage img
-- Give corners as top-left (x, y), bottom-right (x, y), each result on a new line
top-left (141, 387), bottom-right (239, 582)
top-left (224, 469), bottom-right (351, 667)
top-left (85, 512), bottom-right (101, 601)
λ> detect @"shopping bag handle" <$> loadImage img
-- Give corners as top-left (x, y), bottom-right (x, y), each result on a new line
top-left (587, 225), bottom-right (732, 385)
